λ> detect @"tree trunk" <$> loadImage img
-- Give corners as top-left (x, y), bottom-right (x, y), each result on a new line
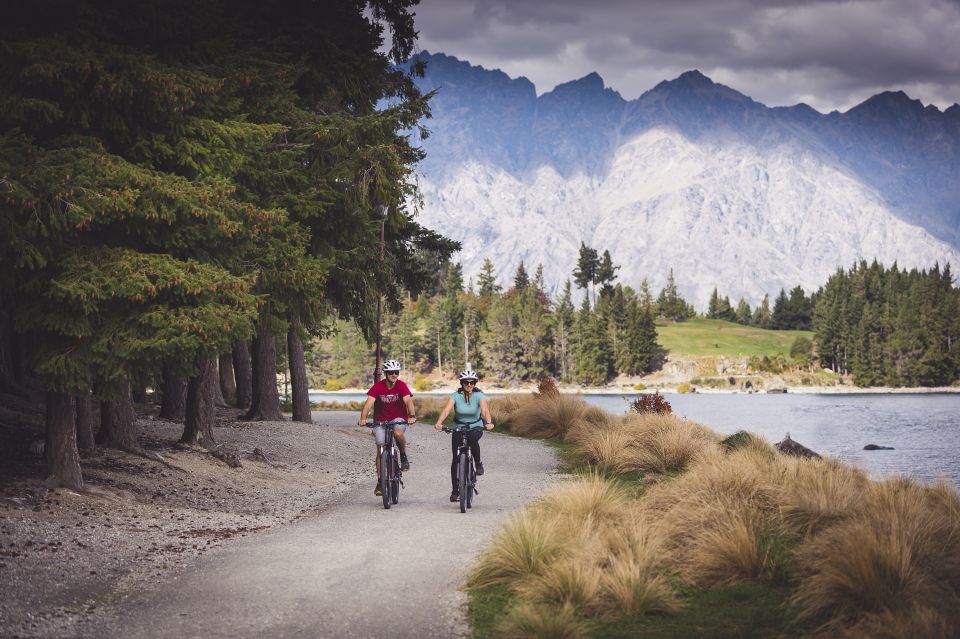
top-left (218, 352), bottom-right (237, 407)
top-left (159, 362), bottom-right (187, 421)
top-left (287, 316), bottom-right (312, 424)
top-left (211, 364), bottom-right (227, 408)
top-left (97, 381), bottom-right (139, 451)
top-left (75, 392), bottom-right (96, 452)
top-left (181, 357), bottom-right (217, 446)
top-left (131, 382), bottom-right (148, 404)
top-left (233, 340), bottom-right (252, 410)
top-left (45, 391), bottom-right (84, 490)
top-left (244, 314), bottom-right (282, 421)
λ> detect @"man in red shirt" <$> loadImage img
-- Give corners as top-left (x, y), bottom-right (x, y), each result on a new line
top-left (358, 359), bottom-right (416, 496)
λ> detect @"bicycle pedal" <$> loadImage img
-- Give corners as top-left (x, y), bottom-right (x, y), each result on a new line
top-left (473, 487), bottom-right (479, 495)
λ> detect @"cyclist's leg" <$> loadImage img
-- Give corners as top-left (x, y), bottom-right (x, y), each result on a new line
top-left (467, 430), bottom-right (483, 464)
top-left (372, 425), bottom-right (386, 493)
top-left (392, 419), bottom-right (408, 459)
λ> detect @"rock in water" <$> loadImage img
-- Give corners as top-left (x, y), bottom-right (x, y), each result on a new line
top-left (775, 434), bottom-right (821, 459)
top-left (863, 444), bottom-right (895, 450)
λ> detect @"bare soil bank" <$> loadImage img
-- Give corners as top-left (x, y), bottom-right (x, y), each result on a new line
top-left (0, 404), bottom-right (371, 638)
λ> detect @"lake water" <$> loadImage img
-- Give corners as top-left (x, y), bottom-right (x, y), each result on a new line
top-left (311, 392), bottom-right (960, 487)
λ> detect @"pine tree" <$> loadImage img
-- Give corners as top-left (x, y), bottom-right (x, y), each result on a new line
top-left (513, 261), bottom-right (530, 292)
top-left (477, 258), bottom-right (501, 297)
top-left (735, 298), bottom-right (752, 325)
top-left (573, 243), bottom-right (600, 305)
top-left (553, 281), bottom-right (575, 381)
top-left (596, 250), bottom-right (620, 299)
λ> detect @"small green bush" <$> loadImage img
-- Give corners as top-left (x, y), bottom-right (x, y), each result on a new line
top-left (632, 383), bottom-right (646, 391)
top-left (677, 383), bottom-right (692, 394)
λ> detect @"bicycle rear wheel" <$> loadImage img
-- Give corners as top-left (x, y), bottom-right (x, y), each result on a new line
top-left (458, 453), bottom-right (468, 513)
top-left (380, 451), bottom-right (391, 509)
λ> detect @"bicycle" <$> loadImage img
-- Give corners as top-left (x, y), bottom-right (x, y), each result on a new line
top-left (368, 420), bottom-right (403, 509)
top-left (442, 426), bottom-right (481, 513)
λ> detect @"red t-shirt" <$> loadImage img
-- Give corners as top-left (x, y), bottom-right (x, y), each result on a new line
top-left (367, 379), bottom-right (412, 421)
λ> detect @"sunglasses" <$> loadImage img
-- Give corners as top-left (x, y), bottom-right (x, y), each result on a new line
top-left (385, 371), bottom-right (399, 376)
top-left (461, 380), bottom-right (476, 385)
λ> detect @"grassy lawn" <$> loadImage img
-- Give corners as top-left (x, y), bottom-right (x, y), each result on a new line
top-left (468, 582), bottom-right (806, 639)
top-left (656, 318), bottom-right (814, 358)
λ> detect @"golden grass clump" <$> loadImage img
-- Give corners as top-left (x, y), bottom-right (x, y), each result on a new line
top-left (469, 510), bottom-right (567, 588)
top-left (510, 394), bottom-right (607, 439)
top-left (488, 394), bottom-right (536, 429)
top-left (412, 396), bottom-right (447, 421)
top-left (517, 557), bottom-right (603, 610)
top-left (536, 473), bottom-right (631, 525)
top-left (497, 602), bottom-right (591, 639)
top-left (776, 457), bottom-right (869, 534)
top-left (791, 477), bottom-right (960, 635)
top-left (571, 412), bottom-right (721, 474)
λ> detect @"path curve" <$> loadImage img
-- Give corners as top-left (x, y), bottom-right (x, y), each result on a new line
top-left (70, 412), bottom-right (559, 638)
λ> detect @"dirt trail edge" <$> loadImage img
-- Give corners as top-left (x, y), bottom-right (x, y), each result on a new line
top-left (62, 412), bottom-right (560, 639)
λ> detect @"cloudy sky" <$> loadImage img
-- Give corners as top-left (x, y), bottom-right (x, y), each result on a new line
top-left (410, 0), bottom-right (960, 113)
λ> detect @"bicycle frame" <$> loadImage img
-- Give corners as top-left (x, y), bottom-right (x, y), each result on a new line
top-left (443, 427), bottom-right (480, 513)
top-left (370, 421), bottom-right (403, 509)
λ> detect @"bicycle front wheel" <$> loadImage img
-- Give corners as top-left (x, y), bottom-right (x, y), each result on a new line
top-left (458, 453), bottom-right (469, 513)
top-left (466, 463), bottom-right (474, 509)
top-left (391, 451), bottom-right (400, 505)
top-left (381, 451), bottom-right (392, 509)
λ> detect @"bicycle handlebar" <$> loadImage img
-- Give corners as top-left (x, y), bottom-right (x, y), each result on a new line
top-left (441, 426), bottom-right (485, 433)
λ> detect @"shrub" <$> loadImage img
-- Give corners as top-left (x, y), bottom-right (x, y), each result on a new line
top-left (676, 383), bottom-right (692, 393)
top-left (630, 391), bottom-right (672, 415)
top-left (413, 373), bottom-right (432, 392)
top-left (536, 377), bottom-right (560, 398)
top-left (323, 378), bottom-right (345, 391)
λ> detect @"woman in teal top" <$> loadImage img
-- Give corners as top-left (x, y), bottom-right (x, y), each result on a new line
top-left (434, 367), bottom-right (494, 502)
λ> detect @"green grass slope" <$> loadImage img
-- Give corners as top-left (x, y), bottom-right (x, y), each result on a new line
top-left (656, 319), bottom-right (814, 358)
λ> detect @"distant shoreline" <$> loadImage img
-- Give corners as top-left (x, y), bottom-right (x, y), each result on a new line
top-left (309, 384), bottom-right (960, 396)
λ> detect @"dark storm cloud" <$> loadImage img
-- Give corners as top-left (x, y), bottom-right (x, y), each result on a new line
top-left (412, 0), bottom-right (960, 112)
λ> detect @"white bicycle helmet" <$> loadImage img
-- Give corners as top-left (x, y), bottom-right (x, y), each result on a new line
top-left (458, 368), bottom-right (479, 382)
top-left (382, 359), bottom-right (401, 373)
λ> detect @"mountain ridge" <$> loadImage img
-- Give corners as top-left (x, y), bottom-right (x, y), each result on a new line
top-left (407, 51), bottom-right (960, 307)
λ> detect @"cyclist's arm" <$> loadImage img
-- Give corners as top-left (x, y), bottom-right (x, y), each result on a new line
top-left (479, 397), bottom-right (494, 430)
top-left (403, 394), bottom-right (417, 424)
top-left (434, 398), bottom-right (455, 430)
top-left (358, 395), bottom-right (376, 426)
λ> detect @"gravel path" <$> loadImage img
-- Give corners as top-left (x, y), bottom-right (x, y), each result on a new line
top-left (51, 412), bottom-right (560, 639)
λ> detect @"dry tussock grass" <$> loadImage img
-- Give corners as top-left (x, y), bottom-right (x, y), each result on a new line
top-left (468, 510), bottom-right (567, 588)
top-left (498, 602), bottom-right (591, 639)
top-left (791, 477), bottom-right (960, 634)
top-left (511, 394), bottom-right (607, 439)
top-left (571, 413), bottom-right (721, 474)
top-left (777, 458), bottom-right (869, 535)
top-left (412, 396), bottom-right (446, 421)
top-left (477, 475), bottom-right (678, 632)
top-left (488, 394), bottom-right (536, 429)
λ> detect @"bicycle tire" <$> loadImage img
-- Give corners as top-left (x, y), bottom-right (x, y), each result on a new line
top-left (381, 450), bottom-right (391, 509)
top-left (458, 453), bottom-right (468, 513)
top-left (391, 450), bottom-right (400, 505)
top-left (466, 463), bottom-right (474, 509)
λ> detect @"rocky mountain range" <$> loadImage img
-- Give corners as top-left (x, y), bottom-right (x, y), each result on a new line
top-left (405, 52), bottom-right (960, 307)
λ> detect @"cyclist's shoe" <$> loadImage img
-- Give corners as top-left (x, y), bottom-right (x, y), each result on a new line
top-left (374, 481), bottom-right (383, 496)
top-left (450, 491), bottom-right (459, 502)
top-left (401, 456), bottom-right (410, 471)
top-left (476, 462), bottom-right (484, 476)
